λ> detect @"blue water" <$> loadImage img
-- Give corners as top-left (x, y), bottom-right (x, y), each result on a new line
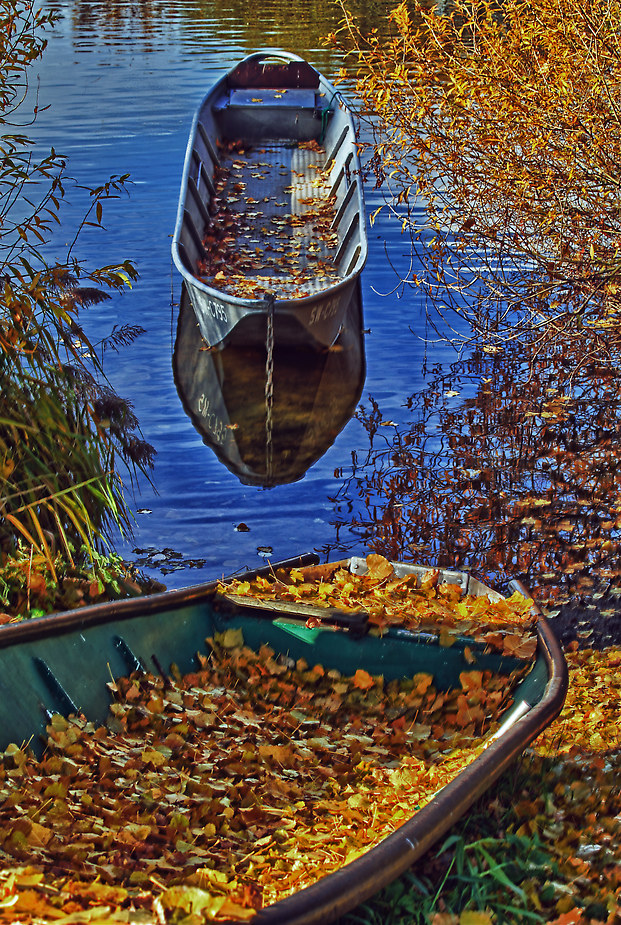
top-left (30, 0), bottom-right (459, 587)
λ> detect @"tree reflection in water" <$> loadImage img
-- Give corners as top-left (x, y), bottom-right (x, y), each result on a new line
top-left (327, 329), bottom-right (621, 611)
top-left (67, 0), bottom-right (395, 63)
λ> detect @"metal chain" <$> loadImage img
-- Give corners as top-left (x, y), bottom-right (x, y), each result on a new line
top-left (264, 293), bottom-right (275, 483)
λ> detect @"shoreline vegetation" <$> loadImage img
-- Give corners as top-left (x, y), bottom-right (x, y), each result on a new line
top-left (0, 0), bottom-right (154, 574)
top-left (332, 0), bottom-right (621, 355)
top-left (0, 544), bottom-right (165, 623)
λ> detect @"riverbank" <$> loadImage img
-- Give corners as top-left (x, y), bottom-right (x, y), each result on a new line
top-left (0, 547), bottom-right (165, 623)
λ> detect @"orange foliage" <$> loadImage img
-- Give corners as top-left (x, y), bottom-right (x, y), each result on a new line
top-left (220, 554), bottom-right (538, 658)
top-left (334, 0), bottom-right (621, 342)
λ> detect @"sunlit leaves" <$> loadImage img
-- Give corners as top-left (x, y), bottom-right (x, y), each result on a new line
top-left (509, 646), bottom-right (621, 923)
top-left (533, 646), bottom-right (621, 755)
top-left (0, 621), bottom-right (527, 921)
top-left (220, 554), bottom-right (538, 658)
top-left (334, 0), bottom-right (621, 344)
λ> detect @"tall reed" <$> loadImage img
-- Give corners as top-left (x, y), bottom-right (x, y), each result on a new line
top-left (0, 1), bottom-right (154, 568)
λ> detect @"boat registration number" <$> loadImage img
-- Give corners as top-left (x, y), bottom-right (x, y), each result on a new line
top-left (205, 298), bottom-right (228, 323)
top-left (197, 393), bottom-right (227, 444)
top-left (309, 295), bottom-right (340, 325)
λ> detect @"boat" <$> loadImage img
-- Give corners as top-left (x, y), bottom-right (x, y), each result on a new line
top-left (171, 51), bottom-right (368, 348)
top-left (172, 281), bottom-right (365, 486)
top-left (0, 554), bottom-right (567, 924)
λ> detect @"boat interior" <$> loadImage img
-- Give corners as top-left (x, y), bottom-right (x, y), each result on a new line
top-left (176, 55), bottom-right (366, 300)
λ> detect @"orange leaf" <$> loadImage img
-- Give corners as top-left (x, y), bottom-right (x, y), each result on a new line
top-left (353, 668), bottom-right (375, 690)
top-left (546, 910), bottom-right (584, 925)
top-left (365, 554), bottom-right (394, 580)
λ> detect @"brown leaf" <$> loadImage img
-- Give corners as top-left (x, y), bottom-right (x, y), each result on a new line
top-left (365, 554), bottom-right (394, 580)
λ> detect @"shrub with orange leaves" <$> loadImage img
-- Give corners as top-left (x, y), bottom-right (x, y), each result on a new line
top-left (333, 0), bottom-right (621, 348)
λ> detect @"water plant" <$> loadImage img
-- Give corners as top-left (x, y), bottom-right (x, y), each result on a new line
top-left (0, 0), bottom-right (154, 568)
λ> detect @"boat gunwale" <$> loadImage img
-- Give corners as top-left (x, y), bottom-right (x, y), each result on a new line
top-left (0, 554), bottom-right (322, 648)
top-left (171, 50), bottom-right (368, 311)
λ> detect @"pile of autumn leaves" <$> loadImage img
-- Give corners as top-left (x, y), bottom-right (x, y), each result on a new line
top-left (222, 556), bottom-right (539, 659)
top-left (0, 556), bottom-right (617, 923)
top-left (0, 636), bottom-right (522, 923)
top-left (502, 647), bottom-right (621, 925)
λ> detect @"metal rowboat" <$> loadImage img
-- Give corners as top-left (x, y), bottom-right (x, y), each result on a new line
top-left (0, 555), bottom-right (567, 924)
top-left (171, 51), bottom-right (368, 348)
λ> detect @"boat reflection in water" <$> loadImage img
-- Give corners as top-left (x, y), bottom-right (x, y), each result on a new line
top-left (173, 282), bottom-right (365, 486)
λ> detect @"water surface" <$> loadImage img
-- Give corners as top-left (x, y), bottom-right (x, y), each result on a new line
top-left (31, 0), bottom-right (442, 586)
top-left (31, 0), bottom-right (621, 613)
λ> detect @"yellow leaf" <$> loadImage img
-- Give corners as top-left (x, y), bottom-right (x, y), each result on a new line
top-left (259, 744), bottom-right (291, 762)
top-left (26, 821), bottom-right (52, 846)
top-left (160, 885), bottom-right (226, 917)
top-left (219, 899), bottom-right (257, 920)
top-left (0, 456), bottom-right (15, 479)
top-left (459, 912), bottom-right (494, 925)
top-left (141, 747), bottom-right (166, 767)
top-left (219, 627), bottom-right (244, 649)
top-left (420, 568), bottom-right (440, 590)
